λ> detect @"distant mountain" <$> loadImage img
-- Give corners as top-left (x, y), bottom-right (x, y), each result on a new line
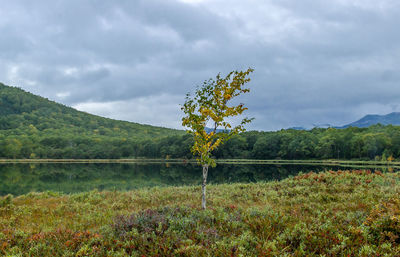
top-left (287, 126), bottom-right (307, 130)
top-left (287, 124), bottom-right (333, 131)
top-left (340, 112), bottom-right (400, 128)
top-left (204, 127), bottom-right (230, 133)
top-left (286, 113), bottom-right (400, 131)
top-left (312, 124), bottom-right (333, 129)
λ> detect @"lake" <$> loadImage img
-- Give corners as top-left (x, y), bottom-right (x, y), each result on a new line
top-left (0, 162), bottom-right (397, 196)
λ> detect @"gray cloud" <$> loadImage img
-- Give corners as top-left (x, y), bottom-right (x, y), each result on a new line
top-left (1, 0), bottom-right (400, 130)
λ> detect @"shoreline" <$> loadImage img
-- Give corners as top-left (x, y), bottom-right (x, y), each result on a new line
top-left (0, 158), bottom-right (399, 166)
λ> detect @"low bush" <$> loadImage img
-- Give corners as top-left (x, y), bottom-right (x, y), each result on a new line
top-left (1, 170), bottom-right (400, 256)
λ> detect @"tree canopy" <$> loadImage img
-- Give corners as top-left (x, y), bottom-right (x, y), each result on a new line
top-left (181, 68), bottom-right (254, 167)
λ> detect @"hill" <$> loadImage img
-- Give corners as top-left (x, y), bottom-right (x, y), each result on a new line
top-left (287, 113), bottom-right (400, 130)
top-left (0, 83), bottom-right (185, 158)
top-left (3, 82), bottom-right (400, 161)
top-left (340, 112), bottom-right (400, 128)
top-left (0, 83), bottom-right (181, 137)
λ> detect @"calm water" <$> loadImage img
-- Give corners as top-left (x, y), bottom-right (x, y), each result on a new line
top-left (0, 163), bottom-right (397, 196)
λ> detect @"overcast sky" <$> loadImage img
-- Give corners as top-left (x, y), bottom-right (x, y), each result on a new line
top-left (1, 0), bottom-right (400, 130)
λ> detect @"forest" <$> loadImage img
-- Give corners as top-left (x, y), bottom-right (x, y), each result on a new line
top-left (1, 82), bottom-right (400, 161)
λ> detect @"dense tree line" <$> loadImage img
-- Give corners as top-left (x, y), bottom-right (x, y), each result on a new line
top-left (153, 124), bottom-right (400, 161)
top-left (2, 124), bottom-right (400, 160)
top-left (1, 83), bottom-right (400, 160)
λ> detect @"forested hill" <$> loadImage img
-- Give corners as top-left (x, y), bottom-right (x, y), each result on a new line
top-left (0, 83), bottom-right (184, 158)
top-left (2, 82), bottom-right (400, 161)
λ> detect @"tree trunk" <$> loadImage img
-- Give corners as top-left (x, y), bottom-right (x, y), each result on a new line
top-left (201, 164), bottom-right (209, 210)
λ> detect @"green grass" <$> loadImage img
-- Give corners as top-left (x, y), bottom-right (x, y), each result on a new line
top-left (1, 169), bottom-right (400, 256)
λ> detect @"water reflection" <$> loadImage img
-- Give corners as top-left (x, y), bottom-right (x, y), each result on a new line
top-left (0, 163), bottom-right (397, 196)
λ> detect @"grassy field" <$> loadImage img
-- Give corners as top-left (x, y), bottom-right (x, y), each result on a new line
top-left (1, 169), bottom-right (400, 256)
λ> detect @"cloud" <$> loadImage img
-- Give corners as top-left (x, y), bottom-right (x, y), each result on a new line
top-left (73, 93), bottom-right (183, 129)
top-left (1, 0), bottom-right (400, 130)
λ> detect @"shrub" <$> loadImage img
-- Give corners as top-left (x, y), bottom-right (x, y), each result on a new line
top-left (0, 194), bottom-right (13, 207)
top-left (364, 198), bottom-right (400, 245)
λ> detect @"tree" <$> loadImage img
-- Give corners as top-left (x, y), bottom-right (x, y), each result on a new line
top-left (181, 68), bottom-right (254, 209)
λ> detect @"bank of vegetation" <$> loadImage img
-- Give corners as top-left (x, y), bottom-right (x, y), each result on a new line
top-left (2, 83), bottom-right (400, 161)
top-left (1, 170), bottom-right (400, 256)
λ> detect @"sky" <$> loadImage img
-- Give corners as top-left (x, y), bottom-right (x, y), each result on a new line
top-left (1, 0), bottom-right (400, 131)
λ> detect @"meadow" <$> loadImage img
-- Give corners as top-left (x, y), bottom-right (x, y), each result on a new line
top-left (1, 169), bottom-right (400, 256)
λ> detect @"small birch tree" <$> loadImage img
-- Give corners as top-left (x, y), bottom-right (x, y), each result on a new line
top-left (181, 68), bottom-right (254, 209)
